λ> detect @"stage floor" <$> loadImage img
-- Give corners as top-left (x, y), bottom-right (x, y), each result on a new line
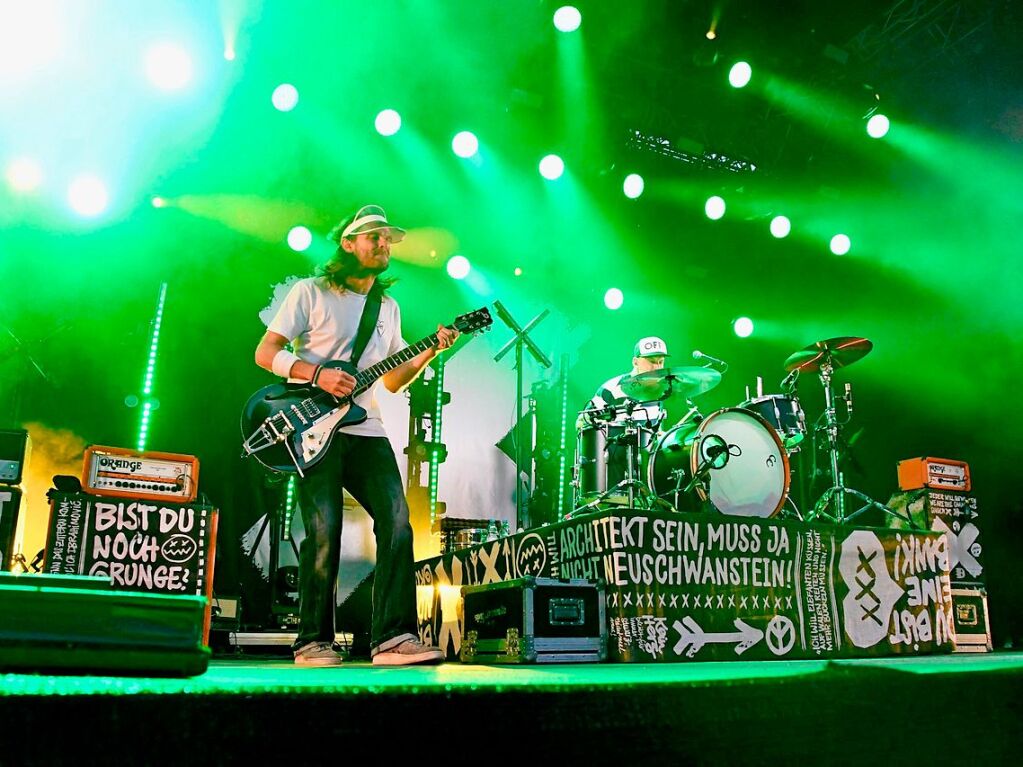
top-left (3, 651), bottom-right (1022, 765)
top-left (3, 650), bottom-right (1022, 696)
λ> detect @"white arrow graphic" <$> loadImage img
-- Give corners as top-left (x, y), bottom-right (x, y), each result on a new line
top-left (672, 616), bottom-right (764, 658)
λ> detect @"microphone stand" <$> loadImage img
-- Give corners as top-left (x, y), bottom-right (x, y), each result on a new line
top-left (493, 301), bottom-right (551, 531)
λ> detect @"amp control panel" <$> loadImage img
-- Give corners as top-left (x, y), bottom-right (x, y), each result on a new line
top-left (82, 445), bottom-right (200, 503)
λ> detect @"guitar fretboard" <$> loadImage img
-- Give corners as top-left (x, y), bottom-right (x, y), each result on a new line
top-left (352, 333), bottom-right (440, 397)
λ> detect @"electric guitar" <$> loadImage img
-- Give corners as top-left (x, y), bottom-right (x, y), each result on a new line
top-left (241, 307), bottom-right (493, 475)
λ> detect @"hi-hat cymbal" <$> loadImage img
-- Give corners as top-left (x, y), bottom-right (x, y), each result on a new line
top-left (784, 336), bottom-right (873, 373)
top-left (620, 366), bottom-right (722, 402)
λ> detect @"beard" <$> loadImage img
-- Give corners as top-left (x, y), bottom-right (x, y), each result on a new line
top-left (350, 251), bottom-right (389, 278)
top-left (352, 262), bottom-right (388, 277)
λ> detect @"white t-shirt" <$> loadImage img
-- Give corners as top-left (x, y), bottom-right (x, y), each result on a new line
top-left (268, 277), bottom-right (406, 438)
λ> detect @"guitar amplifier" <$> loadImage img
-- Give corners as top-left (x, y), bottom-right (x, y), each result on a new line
top-left (897, 456), bottom-right (971, 492)
top-left (82, 445), bottom-right (200, 503)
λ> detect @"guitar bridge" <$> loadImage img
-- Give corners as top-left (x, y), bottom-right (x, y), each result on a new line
top-left (242, 412), bottom-right (295, 456)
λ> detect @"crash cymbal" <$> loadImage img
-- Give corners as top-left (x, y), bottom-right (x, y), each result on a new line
top-left (783, 336), bottom-right (873, 373)
top-left (620, 366), bottom-right (722, 402)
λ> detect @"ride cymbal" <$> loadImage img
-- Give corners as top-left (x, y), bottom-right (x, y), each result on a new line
top-left (783, 336), bottom-right (873, 373)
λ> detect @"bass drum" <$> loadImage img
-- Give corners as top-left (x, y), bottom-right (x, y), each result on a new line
top-left (647, 408), bottom-right (790, 518)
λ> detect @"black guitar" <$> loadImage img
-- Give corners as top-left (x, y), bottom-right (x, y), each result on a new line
top-left (241, 307), bottom-right (493, 475)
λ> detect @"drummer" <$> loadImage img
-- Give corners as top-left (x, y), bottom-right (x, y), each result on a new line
top-left (579, 336), bottom-right (676, 496)
top-left (585, 336), bottom-right (672, 428)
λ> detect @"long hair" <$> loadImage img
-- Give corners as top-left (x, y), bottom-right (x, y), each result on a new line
top-left (317, 211), bottom-right (396, 297)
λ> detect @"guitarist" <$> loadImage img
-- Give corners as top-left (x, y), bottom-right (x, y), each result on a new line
top-left (254, 204), bottom-right (458, 666)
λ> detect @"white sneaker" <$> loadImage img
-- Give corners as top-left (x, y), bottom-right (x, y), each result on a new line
top-left (371, 637), bottom-right (444, 666)
top-left (294, 641), bottom-right (344, 667)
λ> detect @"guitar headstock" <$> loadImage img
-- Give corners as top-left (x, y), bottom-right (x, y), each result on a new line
top-left (452, 307), bottom-right (494, 335)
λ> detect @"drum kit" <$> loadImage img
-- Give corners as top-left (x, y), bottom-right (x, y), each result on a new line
top-left (571, 336), bottom-right (912, 526)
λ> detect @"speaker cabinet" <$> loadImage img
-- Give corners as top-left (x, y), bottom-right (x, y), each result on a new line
top-left (0, 486), bottom-right (20, 570)
top-left (0, 428), bottom-right (30, 485)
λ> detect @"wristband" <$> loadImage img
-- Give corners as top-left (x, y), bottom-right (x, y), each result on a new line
top-left (311, 365), bottom-right (324, 386)
top-left (271, 348), bottom-right (300, 378)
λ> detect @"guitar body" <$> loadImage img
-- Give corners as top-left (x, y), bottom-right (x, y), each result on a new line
top-left (241, 306), bottom-right (493, 475)
top-left (240, 360), bottom-right (367, 475)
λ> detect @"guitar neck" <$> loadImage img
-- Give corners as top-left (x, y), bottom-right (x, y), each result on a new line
top-left (352, 332), bottom-right (441, 396)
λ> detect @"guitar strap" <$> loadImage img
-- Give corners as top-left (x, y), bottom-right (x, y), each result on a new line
top-left (350, 288), bottom-right (382, 368)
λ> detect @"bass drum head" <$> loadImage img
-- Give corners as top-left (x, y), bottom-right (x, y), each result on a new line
top-left (692, 408), bottom-right (790, 518)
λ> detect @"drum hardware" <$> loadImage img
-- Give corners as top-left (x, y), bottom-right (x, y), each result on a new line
top-left (783, 336), bottom-right (915, 527)
top-left (572, 404), bottom-right (673, 514)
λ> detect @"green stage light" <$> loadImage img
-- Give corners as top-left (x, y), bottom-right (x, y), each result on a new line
top-left (830, 234), bottom-right (851, 255)
top-left (283, 476), bottom-right (296, 534)
top-left (705, 195), bottom-right (726, 220)
top-left (375, 109), bottom-right (401, 136)
top-left (428, 356), bottom-right (447, 526)
top-left (733, 317), bottom-right (754, 338)
top-left (137, 283), bottom-right (167, 451)
top-left (4, 158), bottom-right (42, 192)
top-left (553, 6), bottom-right (582, 33)
top-left (287, 226), bottom-right (312, 252)
top-left (144, 43), bottom-right (193, 91)
top-left (67, 175), bottom-right (109, 217)
top-left (272, 83), bottom-right (299, 112)
top-left (556, 360), bottom-right (570, 520)
top-left (623, 173), bottom-right (644, 199)
top-left (452, 131), bottom-right (479, 158)
top-left (770, 215), bottom-right (791, 238)
top-left (867, 114), bottom-right (890, 139)
top-left (729, 61), bottom-right (752, 88)
top-left (604, 288), bottom-right (624, 310)
top-left (514, 267), bottom-right (523, 276)
top-left (446, 255), bottom-right (471, 279)
top-left (539, 154), bottom-right (565, 180)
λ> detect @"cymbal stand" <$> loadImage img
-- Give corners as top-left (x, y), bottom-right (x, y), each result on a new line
top-left (807, 357), bottom-right (914, 527)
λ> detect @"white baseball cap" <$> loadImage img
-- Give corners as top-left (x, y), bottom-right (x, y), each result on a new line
top-left (634, 336), bottom-right (669, 358)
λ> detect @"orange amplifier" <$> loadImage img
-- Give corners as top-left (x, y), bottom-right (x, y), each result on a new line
top-left (82, 445), bottom-right (200, 503)
top-left (897, 456), bottom-right (971, 492)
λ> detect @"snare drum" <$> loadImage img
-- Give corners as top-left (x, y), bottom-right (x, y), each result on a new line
top-left (647, 407), bottom-right (790, 518)
top-left (741, 394), bottom-right (807, 451)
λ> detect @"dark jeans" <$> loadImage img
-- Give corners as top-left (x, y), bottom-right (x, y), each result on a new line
top-left (292, 433), bottom-right (417, 653)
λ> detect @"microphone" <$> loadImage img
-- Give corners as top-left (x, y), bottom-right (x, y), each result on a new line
top-left (705, 443), bottom-right (729, 460)
top-left (780, 368), bottom-right (799, 391)
top-left (703, 435), bottom-right (730, 464)
top-left (844, 382), bottom-right (853, 415)
top-left (692, 350), bottom-right (729, 371)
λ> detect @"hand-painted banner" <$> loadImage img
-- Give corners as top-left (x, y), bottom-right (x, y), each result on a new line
top-left (401, 509), bottom-right (954, 662)
top-left (44, 492), bottom-right (217, 598)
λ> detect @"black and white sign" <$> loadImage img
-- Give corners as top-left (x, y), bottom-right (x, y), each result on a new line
top-left (392, 509), bottom-right (954, 663)
top-left (44, 492), bottom-right (216, 598)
